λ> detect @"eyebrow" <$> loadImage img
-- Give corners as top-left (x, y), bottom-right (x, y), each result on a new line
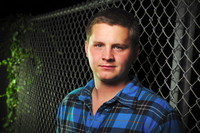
top-left (93, 41), bottom-right (103, 44)
top-left (93, 41), bottom-right (129, 46)
top-left (113, 43), bottom-right (130, 49)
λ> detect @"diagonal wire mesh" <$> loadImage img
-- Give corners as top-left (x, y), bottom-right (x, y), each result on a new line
top-left (13, 0), bottom-right (200, 132)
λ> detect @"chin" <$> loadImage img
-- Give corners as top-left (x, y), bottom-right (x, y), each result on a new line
top-left (100, 76), bottom-right (123, 84)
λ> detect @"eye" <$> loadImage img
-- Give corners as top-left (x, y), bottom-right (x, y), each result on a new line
top-left (114, 45), bottom-right (125, 50)
top-left (94, 43), bottom-right (103, 47)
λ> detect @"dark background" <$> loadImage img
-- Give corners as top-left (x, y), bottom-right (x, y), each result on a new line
top-left (0, 1), bottom-right (89, 19)
top-left (0, 1), bottom-right (88, 132)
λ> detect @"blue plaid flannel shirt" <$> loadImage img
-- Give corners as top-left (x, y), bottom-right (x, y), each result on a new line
top-left (56, 77), bottom-right (183, 133)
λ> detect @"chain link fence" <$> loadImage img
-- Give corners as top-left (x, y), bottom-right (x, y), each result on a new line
top-left (13, 0), bottom-right (200, 132)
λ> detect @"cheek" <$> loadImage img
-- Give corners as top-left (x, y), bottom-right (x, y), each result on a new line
top-left (88, 51), bottom-right (99, 65)
top-left (89, 48), bottom-right (101, 59)
top-left (119, 53), bottom-right (132, 64)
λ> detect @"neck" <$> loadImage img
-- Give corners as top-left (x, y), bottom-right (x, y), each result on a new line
top-left (93, 77), bottom-right (130, 101)
top-left (91, 77), bottom-right (130, 115)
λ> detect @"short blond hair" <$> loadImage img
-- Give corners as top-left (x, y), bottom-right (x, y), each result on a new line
top-left (86, 8), bottom-right (140, 46)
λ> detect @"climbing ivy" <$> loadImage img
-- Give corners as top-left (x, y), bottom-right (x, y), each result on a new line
top-left (0, 15), bottom-right (34, 132)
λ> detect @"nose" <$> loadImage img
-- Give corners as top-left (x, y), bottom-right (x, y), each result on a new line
top-left (102, 48), bottom-right (114, 62)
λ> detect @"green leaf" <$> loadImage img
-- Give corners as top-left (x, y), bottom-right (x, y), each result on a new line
top-left (0, 60), bottom-right (8, 65)
top-left (0, 94), bottom-right (6, 98)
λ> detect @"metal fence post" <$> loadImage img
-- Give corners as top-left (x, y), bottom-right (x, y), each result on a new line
top-left (169, 0), bottom-right (186, 109)
top-left (170, 0), bottom-right (198, 131)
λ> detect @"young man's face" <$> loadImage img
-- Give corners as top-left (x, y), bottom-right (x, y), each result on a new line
top-left (85, 23), bottom-right (139, 83)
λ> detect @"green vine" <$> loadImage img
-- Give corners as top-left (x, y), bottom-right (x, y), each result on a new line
top-left (0, 15), bottom-right (34, 132)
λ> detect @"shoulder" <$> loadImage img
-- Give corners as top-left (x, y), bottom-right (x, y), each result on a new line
top-left (130, 76), bottom-right (172, 110)
top-left (139, 88), bottom-right (183, 132)
top-left (62, 87), bottom-right (84, 103)
top-left (137, 87), bottom-right (182, 130)
top-left (137, 87), bottom-right (174, 113)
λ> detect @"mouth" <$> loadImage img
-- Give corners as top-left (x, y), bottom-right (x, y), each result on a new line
top-left (99, 65), bottom-right (116, 70)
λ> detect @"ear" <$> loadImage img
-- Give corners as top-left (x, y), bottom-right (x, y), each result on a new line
top-left (85, 41), bottom-right (89, 57)
top-left (132, 44), bottom-right (140, 63)
top-left (136, 44), bottom-right (140, 57)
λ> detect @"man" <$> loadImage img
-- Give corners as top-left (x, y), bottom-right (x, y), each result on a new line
top-left (56, 8), bottom-right (183, 132)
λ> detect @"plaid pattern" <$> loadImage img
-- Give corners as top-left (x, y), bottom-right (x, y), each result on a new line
top-left (56, 77), bottom-right (183, 133)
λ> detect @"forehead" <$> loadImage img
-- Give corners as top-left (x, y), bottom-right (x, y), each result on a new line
top-left (91, 23), bottom-right (129, 32)
top-left (90, 23), bottom-right (130, 43)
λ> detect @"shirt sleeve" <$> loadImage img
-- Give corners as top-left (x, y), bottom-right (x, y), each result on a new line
top-left (152, 109), bottom-right (184, 133)
top-left (56, 104), bottom-right (61, 133)
top-left (56, 103), bottom-right (66, 133)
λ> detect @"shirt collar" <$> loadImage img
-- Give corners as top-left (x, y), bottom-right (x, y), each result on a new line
top-left (116, 77), bottom-right (142, 109)
top-left (78, 79), bottom-right (94, 106)
top-left (78, 77), bottom-right (142, 110)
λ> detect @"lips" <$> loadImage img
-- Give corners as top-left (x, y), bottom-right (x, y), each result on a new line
top-left (99, 65), bottom-right (116, 70)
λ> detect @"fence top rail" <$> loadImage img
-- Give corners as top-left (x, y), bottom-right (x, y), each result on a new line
top-left (31, 0), bottom-right (122, 21)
